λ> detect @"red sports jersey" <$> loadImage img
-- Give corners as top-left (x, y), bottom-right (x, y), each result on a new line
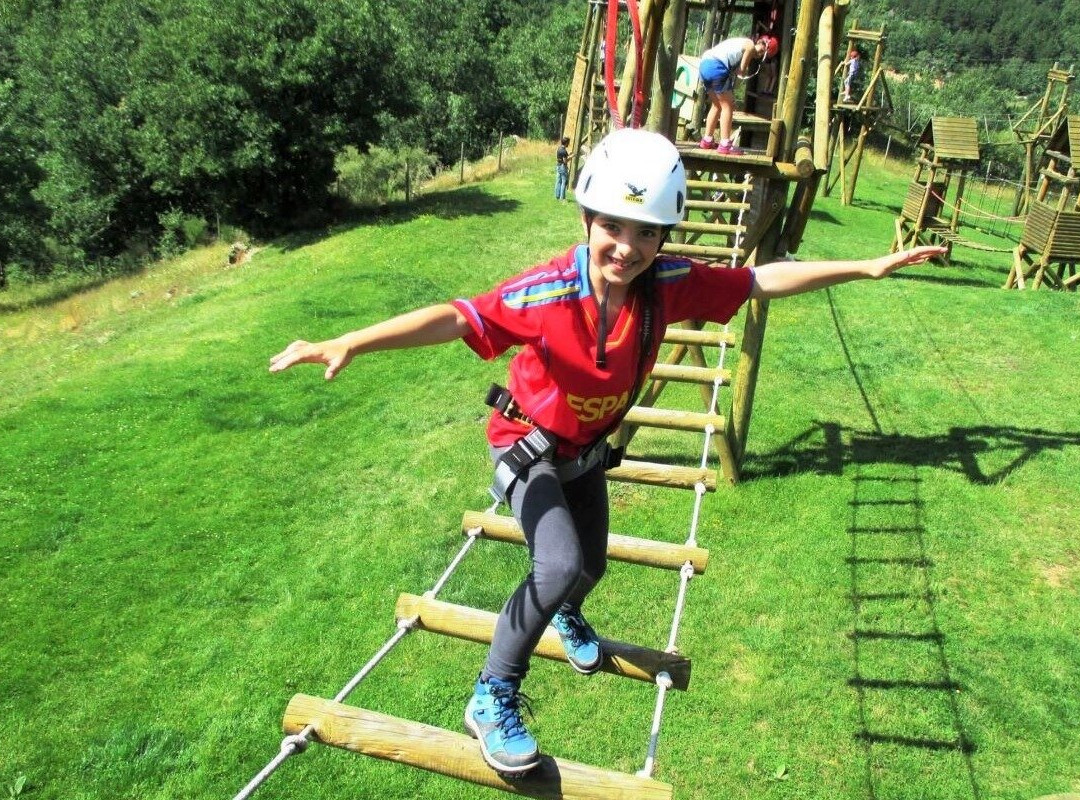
top-left (452, 244), bottom-right (753, 455)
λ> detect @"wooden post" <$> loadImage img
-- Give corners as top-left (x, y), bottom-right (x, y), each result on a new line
top-left (844, 121), bottom-right (870, 205)
top-left (459, 143), bottom-right (465, 184)
top-left (283, 695), bottom-right (675, 800)
top-left (780, 0), bottom-right (822, 159)
top-left (497, 132), bottom-right (504, 170)
top-left (814, 2), bottom-right (835, 170)
top-left (405, 162), bottom-right (411, 203)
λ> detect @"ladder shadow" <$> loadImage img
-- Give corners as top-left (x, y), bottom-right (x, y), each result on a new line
top-left (846, 464), bottom-right (981, 800)
top-left (742, 422), bottom-right (1080, 485)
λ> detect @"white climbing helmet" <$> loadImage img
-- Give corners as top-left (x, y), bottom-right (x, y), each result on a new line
top-left (576, 128), bottom-right (686, 225)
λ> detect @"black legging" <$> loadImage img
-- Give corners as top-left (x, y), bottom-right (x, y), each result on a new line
top-left (482, 451), bottom-right (609, 683)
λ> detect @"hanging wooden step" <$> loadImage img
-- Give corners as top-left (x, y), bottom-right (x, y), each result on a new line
top-left (649, 363), bottom-right (730, 385)
top-left (622, 406), bottom-right (725, 436)
top-left (283, 695), bottom-right (674, 800)
top-left (674, 220), bottom-right (744, 235)
top-left (660, 242), bottom-right (744, 259)
top-left (686, 178), bottom-right (751, 193)
top-left (684, 198), bottom-right (750, 213)
top-left (461, 510), bottom-right (709, 574)
top-left (661, 327), bottom-right (736, 347)
top-left (606, 460), bottom-right (717, 492)
top-left (395, 593), bottom-right (691, 690)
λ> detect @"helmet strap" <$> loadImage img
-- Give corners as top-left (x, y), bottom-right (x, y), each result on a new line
top-left (596, 284), bottom-right (610, 369)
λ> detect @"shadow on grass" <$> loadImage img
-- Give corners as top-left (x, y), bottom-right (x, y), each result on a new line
top-left (850, 198), bottom-right (903, 216)
top-left (273, 187), bottom-right (522, 253)
top-left (0, 274), bottom-right (113, 313)
top-left (891, 268), bottom-right (1002, 290)
top-left (809, 207), bottom-right (844, 225)
top-left (846, 461), bottom-right (981, 800)
top-left (742, 422), bottom-right (1080, 484)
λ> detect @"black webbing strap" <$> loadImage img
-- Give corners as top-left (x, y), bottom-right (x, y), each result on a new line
top-left (489, 426), bottom-right (557, 502)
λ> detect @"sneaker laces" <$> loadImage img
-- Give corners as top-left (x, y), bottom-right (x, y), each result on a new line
top-left (488, 685), bottom-right (535, 740)
top-left (558, 609), bottom-right (595, 647)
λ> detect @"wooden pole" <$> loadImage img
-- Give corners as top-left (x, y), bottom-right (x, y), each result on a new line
top-left (459, 142), bottom-right (465, 184)
top-left (780, 0), bottom-right (822, 159)
top-left (497, 131), bottom-right (504, 170)
top-left (814, 2), bottom-right (835, 170)
top-left (647, 0), bottom-right (683, 135)
top-left (844, 121), bottom-right (870, 205)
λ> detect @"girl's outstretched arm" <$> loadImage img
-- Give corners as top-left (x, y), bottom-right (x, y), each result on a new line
top-left (269, 303), bottom-right (471, 380)
top-left (750, 245), bottom-right (947, 299)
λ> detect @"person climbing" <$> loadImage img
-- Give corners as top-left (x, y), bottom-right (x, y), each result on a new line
top-left (841, 46), bottom-right (861, 102)
top-left (698, 34), bottom-right (778, 155)
top-left (555, 136), bottom-right (570, 201)
top-left (269, 127), bottom-right (945, 775)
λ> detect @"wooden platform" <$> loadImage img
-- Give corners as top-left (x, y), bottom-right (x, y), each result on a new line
top-left (284, 694), bottom-right (675, 800)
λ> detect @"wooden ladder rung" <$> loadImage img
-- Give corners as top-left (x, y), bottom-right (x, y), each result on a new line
top-left (606, 460), bottom-right (717, 492)
top-left (675, 220), bottom-right (744, 235)
top-left (622, 406), bottom-right (725, 436)
top-left (283, 695), bottom-right (675, 800)
top-left (661, 327), bottom-right (736, 347)
top-left (649, 363), bottom-right (730, 384)
top-left (686, 178), bottom-right (750, 193)
top-left (395, 593), bottom-right (692, 690)
top-left (685, 199), bottom-right (751, 212)
top-left (461, 511), bottom-right (709, 573)
top-left (661, 242), bottom-right (744, 259)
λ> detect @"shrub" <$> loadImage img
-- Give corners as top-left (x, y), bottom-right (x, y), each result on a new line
top-left (332, 145), bottom-right (438, 207)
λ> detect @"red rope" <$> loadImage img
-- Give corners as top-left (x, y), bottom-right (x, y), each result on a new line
top-left (625, 0), bottom-right (644, 128)
top-left (604, 0), bottom-right (645, 129)
top-left (604, 0), bottom-right (623, 128)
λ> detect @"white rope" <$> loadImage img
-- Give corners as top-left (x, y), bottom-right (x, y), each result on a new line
top-left (638, 170), bottom-right (753, 778)
top-left (232, 500), bottom-right (498, 799)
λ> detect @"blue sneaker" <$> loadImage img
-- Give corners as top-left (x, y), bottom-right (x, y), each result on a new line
top-left (464, 675), bottom-right (540, 774)
top-left (551, 607), bottom-right (603, 674)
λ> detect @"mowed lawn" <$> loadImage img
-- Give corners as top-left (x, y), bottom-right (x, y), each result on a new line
top-left (1, 145), bottom-right (1077, 800)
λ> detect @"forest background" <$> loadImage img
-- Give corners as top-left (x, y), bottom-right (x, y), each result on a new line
top-left (2, 0), bottom-right (1080, 286)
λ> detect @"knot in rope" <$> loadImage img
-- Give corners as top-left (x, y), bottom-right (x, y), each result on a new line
top-left (281, 734), bottom-right (309, 756)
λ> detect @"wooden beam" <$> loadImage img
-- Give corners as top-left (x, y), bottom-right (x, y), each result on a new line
top-left (461, 510), bottom-right (709, 573)
top-left (283, 695), bottom-right (675, 800)
top-left (395, 593), bottom-right (692, 690)
top-left (606, 459), bottom-right (717, 492)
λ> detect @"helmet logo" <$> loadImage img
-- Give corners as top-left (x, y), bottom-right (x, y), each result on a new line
top-left (624, 182), bottom-right (646, 205)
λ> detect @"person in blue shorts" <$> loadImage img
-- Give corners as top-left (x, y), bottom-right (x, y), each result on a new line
top-left (698, 34), bottom-right (777, 155)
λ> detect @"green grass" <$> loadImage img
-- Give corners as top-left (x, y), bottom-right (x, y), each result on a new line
top-left (1, 142), bottom-right (1077, 800)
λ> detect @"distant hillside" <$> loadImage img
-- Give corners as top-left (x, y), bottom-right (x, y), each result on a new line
top-left (850, 0), bottom-right (1078, 93)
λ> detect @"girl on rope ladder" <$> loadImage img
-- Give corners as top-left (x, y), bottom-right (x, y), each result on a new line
top-left (270, 128), bottom-right (945, 775)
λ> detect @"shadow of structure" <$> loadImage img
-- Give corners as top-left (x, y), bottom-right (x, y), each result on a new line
top-left (743, 422), bottom-right (1080, 484)
top-left (846, 444), bottom-right (981, 800)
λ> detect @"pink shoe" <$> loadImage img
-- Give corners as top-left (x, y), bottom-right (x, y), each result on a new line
top-left (698, 137), bottom-right (718, 150)
top-left (717, 143), bottom-right (744, 155)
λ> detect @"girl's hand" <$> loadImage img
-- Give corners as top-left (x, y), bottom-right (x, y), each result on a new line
top-left (871, 245), bottom-right (948, 278)
top-left (269, 339), bottom-right (354, 380)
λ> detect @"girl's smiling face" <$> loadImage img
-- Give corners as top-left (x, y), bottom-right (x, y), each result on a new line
top-left (584, 213), bottom-right (664, 291)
